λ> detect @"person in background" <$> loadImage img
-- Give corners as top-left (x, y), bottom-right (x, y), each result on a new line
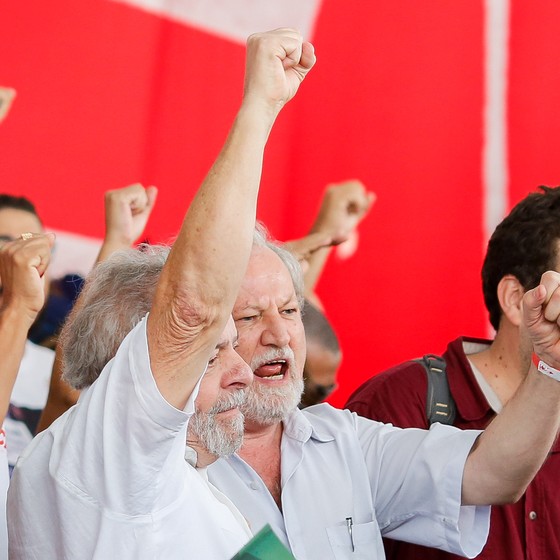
top-left (345, 185), bottom-right (560, 560)
top-left (0, 195), bottom-right (55, 472)
top-left (0, 233), bottom-right (55, 559)
top-left (208, 218), bottom-right (560, 559)
top-left (36, 183), bottom-right (157, 432)
top-left (299, 298), bottom-right (341, 407)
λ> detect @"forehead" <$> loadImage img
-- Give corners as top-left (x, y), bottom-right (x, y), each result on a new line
top-left (236, 246), bottom-right (296, 308)
top-left (218, 316), bottom-right (237, 346)
top-left (0, 208), bottom-right (43, 238)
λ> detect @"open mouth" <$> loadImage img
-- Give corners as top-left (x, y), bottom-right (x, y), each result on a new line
top-left (253, 359), bottom-right (289, 381)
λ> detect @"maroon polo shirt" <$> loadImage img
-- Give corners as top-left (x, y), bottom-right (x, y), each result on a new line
top-left (346, 336), bottom-right (560, 560)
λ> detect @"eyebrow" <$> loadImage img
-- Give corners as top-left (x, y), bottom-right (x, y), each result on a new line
top-left (281, 295), bottom-right (298, 307)
top-left (215, 334), bottom-right (238, 351)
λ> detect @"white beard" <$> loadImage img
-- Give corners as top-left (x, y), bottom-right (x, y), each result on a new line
top-left (242, 347), bottom-right (304, 425)
top-left (188, 390), bottom-right (246, 457)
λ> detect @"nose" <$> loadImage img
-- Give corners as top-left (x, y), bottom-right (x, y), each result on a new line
top-left (260, 314), bottom-right (290, 348)
top-left (224, 350), bottom-right (253, 389)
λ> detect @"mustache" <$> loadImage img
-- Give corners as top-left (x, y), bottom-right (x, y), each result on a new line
top-left (206, 388), bottom-right (247, 415)
top-left (250, 346), bottom-right (295, 371)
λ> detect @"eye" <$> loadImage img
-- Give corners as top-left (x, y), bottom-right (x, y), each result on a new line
top-left (236, 315), bottom-right (257, 322)
top-left (207, 354), bottom-right (219, 367)
top-left (282, 308), bottom-right (298, 316)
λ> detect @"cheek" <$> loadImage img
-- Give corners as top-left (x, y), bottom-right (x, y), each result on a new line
top-left (235, 327), bottom-right (261, 362)
top-left (196, 375), bottom-right (220, 413)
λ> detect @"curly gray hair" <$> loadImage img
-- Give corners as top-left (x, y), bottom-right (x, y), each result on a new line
top-left (60, 226), bottom-right (304, 391)
top-left (60, 245), bottom-right (170, 389)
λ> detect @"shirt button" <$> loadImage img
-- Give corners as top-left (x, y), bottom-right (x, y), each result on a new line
top-left (529, 511), bottom-right (537, 521)
top-left (249, 481), bottom-right (259, 490)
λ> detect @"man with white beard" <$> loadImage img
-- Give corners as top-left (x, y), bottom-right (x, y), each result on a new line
top-left (208, 226), bottom-right (560, 560)
top-left (8, 28), bottom-right (316, 559)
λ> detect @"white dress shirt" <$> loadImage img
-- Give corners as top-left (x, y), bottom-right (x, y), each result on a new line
top-left (208, 405), bottom-right (490, 560)
top-left (8, 318), bottom-right (252, 560)
top-left (4, 340), bottom-right (55, 469)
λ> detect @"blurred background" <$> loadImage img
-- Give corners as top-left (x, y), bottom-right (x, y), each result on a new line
top-left (2, 0), bottom-right (559, 406)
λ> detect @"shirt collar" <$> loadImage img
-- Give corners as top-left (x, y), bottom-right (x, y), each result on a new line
top-left (281, 405), bottom-right (336, 444)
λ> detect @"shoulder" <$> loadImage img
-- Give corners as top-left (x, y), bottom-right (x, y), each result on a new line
top-left (346, 360), bottom-right (427, 404)
top-left (299, 403), bottom-right (360, 437)
top-left (345, 360), bottom-right (430, 427)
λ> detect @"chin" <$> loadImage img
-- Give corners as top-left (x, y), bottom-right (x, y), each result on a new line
top-left (241, 377), bottom-right (304, 425)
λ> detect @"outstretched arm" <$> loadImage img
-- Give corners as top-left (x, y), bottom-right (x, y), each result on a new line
top-left (0, 234), bottom-right (54, 424)
top-left (147, 29), bottom-right (316, 409)
top-left (462, 270), bottom-right (560, 505)
top-left (37, 183), bottom-right (158, 432)
top-left (96, 183), bottom-right (158, 262)
top-left (285, 180), bottom-right (374, 306)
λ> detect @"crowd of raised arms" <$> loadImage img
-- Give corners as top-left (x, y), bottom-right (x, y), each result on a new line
top-left (1, 28), bottom-right (560, 560)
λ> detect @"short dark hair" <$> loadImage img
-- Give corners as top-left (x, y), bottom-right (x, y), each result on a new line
top-left (482, 186), bottom-right (560, 330)
top-left (302, 299), bottom-right (340, 354)
top-left (0, 194), bottom-right (42, 224)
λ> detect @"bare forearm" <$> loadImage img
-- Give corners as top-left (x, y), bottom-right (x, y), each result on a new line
top-left (169, 103), bottom-right (275, 309)
top-left (148, 29), bottom-right (315, 408)
top-left (462, 365), bottom-right (560, 505)
top-left (148, 102), bottom-right (277, 404)
top-left (0, 308), bottom-right (33, 423)
top-left (302, 246), bottom-right (331, 295)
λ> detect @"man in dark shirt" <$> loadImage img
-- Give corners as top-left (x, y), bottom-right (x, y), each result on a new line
top-left (346, 185), bottom-right (560, 560)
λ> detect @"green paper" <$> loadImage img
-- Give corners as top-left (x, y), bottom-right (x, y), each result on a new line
top-left (230, 524), bottom-right (296, 560)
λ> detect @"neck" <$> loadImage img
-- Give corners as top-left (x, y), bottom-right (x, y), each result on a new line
top-left (240, 418), bottom-right (283, 454)
top-left (468, 325), bottom-right (530, 405)
top-left (239, 420), bottom-right (284, 508)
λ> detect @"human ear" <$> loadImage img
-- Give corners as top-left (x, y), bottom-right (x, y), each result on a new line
top-left (497, 275), bottom-right (525, 327)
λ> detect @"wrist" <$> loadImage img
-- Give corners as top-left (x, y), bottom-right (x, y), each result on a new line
top-left (0, 301), bottom-right (37, 331)
top-left (533, 354), bottom-right (560, 383)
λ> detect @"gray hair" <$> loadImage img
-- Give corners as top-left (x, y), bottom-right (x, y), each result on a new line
top-left (60, 245), bottom-right (170, 389)
top-left (253, 223), bottom-right (305, 309)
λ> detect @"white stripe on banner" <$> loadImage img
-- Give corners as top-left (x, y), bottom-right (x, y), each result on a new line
top-left (483, 0), bottom-right (509, 337)
top-left (483, 0), bottom-right (510, 242)
top-left (49, 230), bottom-right (102, 279)
top-left (112, 0), bottom-right (322, 43)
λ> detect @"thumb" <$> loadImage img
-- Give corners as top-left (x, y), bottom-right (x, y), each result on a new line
top-left (522, 284), bottom-right (547, 328)
top-left (145, 186), bottom-right (158, 211)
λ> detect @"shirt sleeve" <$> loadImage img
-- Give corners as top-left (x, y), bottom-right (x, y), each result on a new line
top-left (355, 415), bottom-right (490, 557)
top-left (56, 317), bottom-right (203, 516)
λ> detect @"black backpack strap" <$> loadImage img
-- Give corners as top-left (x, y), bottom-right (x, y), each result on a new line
top-left (414, 354), bottom-right (456, 426)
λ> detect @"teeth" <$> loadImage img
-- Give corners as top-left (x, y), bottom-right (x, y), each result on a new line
top-left (266, 374), bottom-right (284, 380)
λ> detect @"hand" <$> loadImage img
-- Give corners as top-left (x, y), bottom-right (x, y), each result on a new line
top-left (522, 271), bottom-right (560, 368)
top-left (104, 183), bottom-right (158, 247)
top-left (310, 180), bottom-right (375, 243)
top-left (243, 28), bottom-right (316, 117)
top-left (0, 233), bottom-right (55, 324)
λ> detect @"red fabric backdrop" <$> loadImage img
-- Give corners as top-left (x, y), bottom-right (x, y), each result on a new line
top-left (1, 0), bottom-right (558, 406)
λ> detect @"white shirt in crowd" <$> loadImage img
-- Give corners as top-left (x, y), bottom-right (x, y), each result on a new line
top-left (7, 318), bottom-right (252, 560)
